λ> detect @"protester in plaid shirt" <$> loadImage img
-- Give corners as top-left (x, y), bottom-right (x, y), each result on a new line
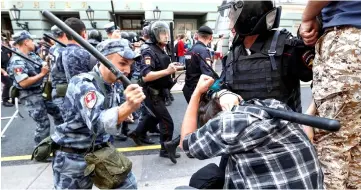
top-left (180, 75), bottom-right (324, 189)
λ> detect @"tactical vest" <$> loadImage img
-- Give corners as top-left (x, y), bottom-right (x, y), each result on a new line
top-left (225, 29), bottom-right (301, 112)
top-left (144, 44), bottom-right (173, 89)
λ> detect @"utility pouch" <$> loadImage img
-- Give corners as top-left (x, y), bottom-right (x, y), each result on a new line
top-left (31, 136), bottom-right (55, 162)
top-left (55, 84), bottom-right (68, 97)
top-left (84, 144), bottom-right (132, 189)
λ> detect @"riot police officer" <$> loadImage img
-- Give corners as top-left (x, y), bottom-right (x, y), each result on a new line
top-left (104, 22), bottom-right (119, 39)
top-left (51, 39), bottom-right (140, 189)
top-left (128, 21), bottom-right (183, 162)
top-left (51, 18), bottom-right (97, 115)
top-left (216, 0), bottom-right (314, 113)
top-left (165, 0), bottom-right (316, 165)
top-left (7, 31), bottom-right (63, 144)
top-left (212, 0), bottom-right (316, 177)
top-left (49, 25), bottom-right (68, 58)
top-left (183, 26), bottom-right (215, 103)
top-left (88, 29), bottom-right (102, 47)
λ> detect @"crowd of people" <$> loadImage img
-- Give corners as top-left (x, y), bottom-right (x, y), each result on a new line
top-left (1, 0), bottom-right (361, 189)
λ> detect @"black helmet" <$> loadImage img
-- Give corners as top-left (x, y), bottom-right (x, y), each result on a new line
top-left (88, 30), bottom-right (102, 43)
top-left (120, 32), bottom-right (129, 39)
top-left (142, 20), bottom-right (151, 27)
top-left (215, 0), bottom-right (281, 36)
top-left (128, 32), bottom-right (138, 43)
top-left (149, 21), bottom-right (170, 45)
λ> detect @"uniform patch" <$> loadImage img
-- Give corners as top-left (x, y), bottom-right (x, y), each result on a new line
top-left (145, 56), bottom-right (151, 65)
top-left (14, 67), bottom-right (23, 75)
top-left (302, 50), bottom-right (315, 69)
top-left (206, 58), bottom-right (211, 65)
top-left (84, 91), bottom-right (97, 109)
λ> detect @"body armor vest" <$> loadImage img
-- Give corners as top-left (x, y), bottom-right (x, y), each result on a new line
top-left (225, 30), bottom-right (301, 112)
top-left (145, 44), bottom-right (172, 89)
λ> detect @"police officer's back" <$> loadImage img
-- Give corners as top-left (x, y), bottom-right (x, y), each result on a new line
top-left (216, 0), bottom-right (314, 113)
top-left (183, 26), bottom-right (215, 103)
top-left (51, 18), bottom-right (97, 110)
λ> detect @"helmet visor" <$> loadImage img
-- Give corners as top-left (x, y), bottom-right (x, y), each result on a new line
top-left (154, 26), bottom-right (170, 44)
top-left (215, 0), bottom-right (243, 34)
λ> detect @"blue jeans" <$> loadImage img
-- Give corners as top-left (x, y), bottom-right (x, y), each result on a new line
top-left (53, 151), bottom-right (138, 189)
top-left (178, 56), bottom-right (185, 65)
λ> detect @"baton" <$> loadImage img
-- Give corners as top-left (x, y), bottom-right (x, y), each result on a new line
top-left (110, 0), bottom-right (118, 29)
top-left (41, 10), bottom-right (156, 117)
top-left (2, 45), bottom-right (42, 67)
top-left (43, 33), bottom-right (66, 47)
top-left (248, 105), bottom-right (341, 131)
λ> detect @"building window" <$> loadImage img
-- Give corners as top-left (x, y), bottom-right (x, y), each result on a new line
top-left (118, 16), bottom-right (142, 30)
top-left (54, 13), bottom-right (80, 21)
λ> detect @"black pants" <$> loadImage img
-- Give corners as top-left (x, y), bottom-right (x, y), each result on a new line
top-left (135, 89), bottom-right (174, 149)
top-left (182, 85), bottom-right (194, 104)
top-left (1, 73), bottom-right (12, 102)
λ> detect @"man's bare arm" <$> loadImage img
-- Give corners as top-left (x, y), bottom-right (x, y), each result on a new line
top-left (302, 1), bottom-right (330, 21)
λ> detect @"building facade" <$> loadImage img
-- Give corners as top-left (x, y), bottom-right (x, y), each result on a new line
top-left (1, 0), bottom-right (306, 51)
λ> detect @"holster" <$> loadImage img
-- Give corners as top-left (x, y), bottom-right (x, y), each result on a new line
top-left (55, 83), bottom-right (68, 97)
top-left (42, 81), bottom-right (52, 101)
top-left (146, 86), bottom-right (163, 105)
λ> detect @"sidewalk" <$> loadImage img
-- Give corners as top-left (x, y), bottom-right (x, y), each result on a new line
top-left (1, 153), bottom-right (220, 190)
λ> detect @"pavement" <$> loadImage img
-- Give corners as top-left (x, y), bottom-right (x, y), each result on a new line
top-left (1, 153), bottom-right (220, 190)
top-left (1, 62), bottom-right (313, 189)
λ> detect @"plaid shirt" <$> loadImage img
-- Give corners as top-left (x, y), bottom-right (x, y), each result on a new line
top-left (183, 99), bottom-right (324, 189)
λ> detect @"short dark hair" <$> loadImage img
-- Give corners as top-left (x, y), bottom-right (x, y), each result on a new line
top-left (179, 34), bottom-right (185, 39)
top-left (64, 17), bottom-right (86, 40)
top-left (197, 33), bottom-right (212, 40)
top-left (198, 96), bottom-right (223, 126)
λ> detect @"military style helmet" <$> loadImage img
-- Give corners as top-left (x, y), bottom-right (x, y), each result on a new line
top-left (120, 32), bottom-right (129, 40)
top-left (215, 0), bottom-right (281, 36)
top-left (142, 25), bottom-right (150, 39)
top-left (88, 29), bottom-right (103, 43)
top-left (128, 32), bottom-right (138, 43)
top-left (149, 21), bottom-right (170, 45)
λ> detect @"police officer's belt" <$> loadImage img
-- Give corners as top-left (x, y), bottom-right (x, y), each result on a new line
top-left (58, 143), bottom-right (109, 154)
top-left (148, 87), bottom-right (160, 96)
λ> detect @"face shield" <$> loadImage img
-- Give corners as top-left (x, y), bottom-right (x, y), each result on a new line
top-left (214, 0), bottom-right (244, 35)
top-left (151, 22), bottom-right (170, 44)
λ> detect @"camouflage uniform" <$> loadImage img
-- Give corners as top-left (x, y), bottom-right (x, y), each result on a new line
top-left (51, 39), bottom-right (138, 189)
top-left (312, 27), bottom-right (361, 189)
top-left (49, 43), bottom-right (64, 59)
top-left (7, 31), bottom-right (63, 144)
top-left (51, 43), bottom-right (97, 115)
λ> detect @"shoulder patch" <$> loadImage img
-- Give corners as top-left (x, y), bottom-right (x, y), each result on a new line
top-left (145, 56), bottom-right (151, 65)
top-left (84, 91), bottom-right (97, 109)
top-left (14, 67), bottom-right (23, 75)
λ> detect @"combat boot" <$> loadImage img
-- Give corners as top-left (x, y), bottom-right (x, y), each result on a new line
top-left (164, 135), bottom-right (181, 164)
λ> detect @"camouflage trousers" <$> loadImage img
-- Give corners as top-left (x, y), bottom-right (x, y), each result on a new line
top-left (312, 27), bottom-right (361, 189)
top-left (52, 97), bottom-right (65, 119)
top-left (52, 150), bottom-right (138, 189)
top-left (23, 93), bottom-right (63, 144)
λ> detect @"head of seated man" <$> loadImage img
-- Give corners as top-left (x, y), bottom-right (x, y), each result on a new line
top-left (180, 75), bottom-right (324, 189)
